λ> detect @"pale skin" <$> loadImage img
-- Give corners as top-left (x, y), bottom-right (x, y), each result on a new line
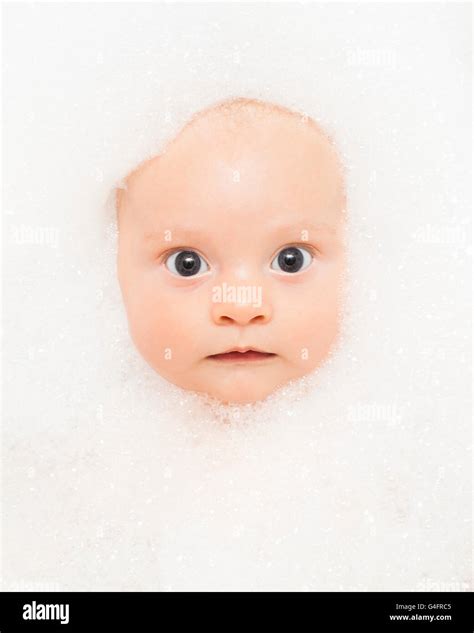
top-left (116, 99), bottom-right (346, 404)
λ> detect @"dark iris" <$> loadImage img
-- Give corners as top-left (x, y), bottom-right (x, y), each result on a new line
top-left (175, 250), bottom-right (201, 276)
top-left (278, 247), bottom-right (304, 273)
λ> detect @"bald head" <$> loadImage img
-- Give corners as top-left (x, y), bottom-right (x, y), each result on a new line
top-left (116, 97), bottom-right (345, 220)
top-left (176, 96), bottom-right (322, 140)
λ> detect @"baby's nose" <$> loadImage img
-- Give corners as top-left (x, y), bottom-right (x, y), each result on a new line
top-left (210, 281), bottom-right (272, 326)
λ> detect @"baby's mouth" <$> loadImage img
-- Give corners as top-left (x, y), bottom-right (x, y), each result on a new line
top-left (207, 347), bottom-right (277, 363)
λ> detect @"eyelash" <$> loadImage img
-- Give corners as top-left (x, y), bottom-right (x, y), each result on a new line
top-left (270, 243), bottom-right (318, 261)
top-left (161, 243), bottom-right (318, 277)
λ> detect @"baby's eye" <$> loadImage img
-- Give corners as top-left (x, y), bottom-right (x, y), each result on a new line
top-left (270, 246), bottom-right (313, 273)
top-left (165, 250), bottom-right (210, 277)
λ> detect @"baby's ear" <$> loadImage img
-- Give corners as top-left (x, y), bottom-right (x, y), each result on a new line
top-left (116, 177), bottom-right (128, 190)
top-left (115, 181), bottom-right (128, 213)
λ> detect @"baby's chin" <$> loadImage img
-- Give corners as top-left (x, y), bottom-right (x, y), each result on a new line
top-left (165, 360), bottom-right (310, 406)
top-left (200, 384), bottom-right (278, 406)
top-left (194, 385), bottom-right (279, 406)
top-left (178, 376), bottom-right (278, 405)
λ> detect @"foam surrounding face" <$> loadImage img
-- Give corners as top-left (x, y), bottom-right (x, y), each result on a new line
top-left (116, 100), bottom-right (346, 404)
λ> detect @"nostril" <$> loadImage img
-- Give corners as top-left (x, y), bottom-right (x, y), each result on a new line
top-left (217, 315), bottom-right (235, 325)
top-left (216, 313), bottom-right (268, 326)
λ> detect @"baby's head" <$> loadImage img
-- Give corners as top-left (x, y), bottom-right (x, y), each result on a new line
top-left (116, 97), bottom-right (346, 404)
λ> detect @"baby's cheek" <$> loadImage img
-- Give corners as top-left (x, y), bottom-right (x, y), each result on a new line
top-left (128, 285), bottom-right (204, 371)
top-left (278, 277), bottom-right (341, 367)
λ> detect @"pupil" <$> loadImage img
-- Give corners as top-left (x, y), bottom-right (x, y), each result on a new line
top-left (278, 247), bottom-right (303, 273)
top-left (176, 251), bottom-right (201, 276)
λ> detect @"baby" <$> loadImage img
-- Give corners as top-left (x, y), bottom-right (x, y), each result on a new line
top-left (115, 97), bottom-right (346, 404)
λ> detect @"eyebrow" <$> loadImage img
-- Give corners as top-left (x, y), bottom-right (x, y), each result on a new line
top-left (268, 221), bottom-right (337, 236)
top-left (142, 220), bottom-right (336, 243)
top-left (142, 227), bottom-right (208, 243)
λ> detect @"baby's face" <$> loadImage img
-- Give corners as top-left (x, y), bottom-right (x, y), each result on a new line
top-left (117, 107), bottom-right (346, 404)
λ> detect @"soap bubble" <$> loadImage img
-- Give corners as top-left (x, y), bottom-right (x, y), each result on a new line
top-left (3, 2), bottom-right (470, 591)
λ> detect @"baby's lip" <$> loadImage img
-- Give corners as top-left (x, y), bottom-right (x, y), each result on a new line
top-left (207, 347), bottom-right (277, 362)
top-left (219, 346), bottom-right (272, 355)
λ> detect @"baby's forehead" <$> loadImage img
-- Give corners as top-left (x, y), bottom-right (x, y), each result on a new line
top-left (118, 100), bottom-right (345, 218)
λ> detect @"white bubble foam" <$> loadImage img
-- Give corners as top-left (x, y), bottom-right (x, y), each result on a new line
top-left (3, 3), bottom-right (471, 591)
